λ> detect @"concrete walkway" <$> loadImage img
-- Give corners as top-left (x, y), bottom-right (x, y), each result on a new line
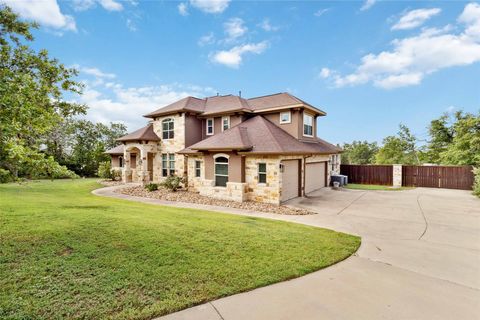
top-left (93, 185), bottom-right (480, 320)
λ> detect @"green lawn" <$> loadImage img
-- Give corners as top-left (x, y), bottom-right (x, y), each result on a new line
top-left (344, 183), bottom-right (413, 191)
top-left (0, 179), bottom-right (360, 320)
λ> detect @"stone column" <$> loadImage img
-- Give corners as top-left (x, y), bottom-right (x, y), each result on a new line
top-left (122, 150), bottom-right (131, 183)
top-left (393, 164), bottom-right (402, 187)
top-left (139, 147), bottom-right (149, 184)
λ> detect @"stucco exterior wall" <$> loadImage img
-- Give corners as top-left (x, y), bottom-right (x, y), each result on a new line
top-left (263, 109), bottom-right (301, 139)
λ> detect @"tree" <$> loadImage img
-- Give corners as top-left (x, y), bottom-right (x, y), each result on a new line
top-left (67, 120), bottom-right (126, 177)
top-left (341, 141), bottom-right (378, 164)
top-left (439, 111), bottom-right (480, 166)
top-left (0, 5), bottom-right (86, 180)
top-left (375, 125), bottom-right (420, 165)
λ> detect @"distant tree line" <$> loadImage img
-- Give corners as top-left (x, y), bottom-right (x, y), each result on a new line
top-left (0, 5), bottom-right (126, 182)
top-left (340, 111), bottom-right (480, 196)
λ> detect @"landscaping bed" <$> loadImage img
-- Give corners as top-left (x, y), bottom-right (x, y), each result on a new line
top-left (117, 185), bottom-right (314, 215)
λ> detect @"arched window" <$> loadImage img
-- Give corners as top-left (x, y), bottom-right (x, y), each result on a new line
top-left (162, 118), bottom-right (174, 139)
top-left (119, 156), bottom-right (124, 168)
top-left (214, 155), bottom-right (229, 187)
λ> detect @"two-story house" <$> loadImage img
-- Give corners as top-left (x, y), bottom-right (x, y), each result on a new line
top-left (106, 92), bottom-right (341, 204)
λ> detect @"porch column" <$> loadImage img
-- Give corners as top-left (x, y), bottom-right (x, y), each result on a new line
top-left (122, 150), bottom-right (131, 183)
top-left (139, 146), bottom-right (150, 184)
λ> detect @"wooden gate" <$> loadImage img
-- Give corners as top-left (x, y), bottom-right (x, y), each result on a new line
top-left (340, 165), bottom-right (393, 186)
top-left (402, 165), bottom-right (474, 190)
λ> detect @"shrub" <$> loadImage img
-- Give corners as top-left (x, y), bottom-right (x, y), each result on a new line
top-left (97, 161), bottom-right (113, 180)
top-left (145, 183), bottom-right (158, 192)
top-left (0, 168), bottom-right (13, 183)
top-left (111, 169), bottom-right (122, 181)
top-left (473, 167), bottom-right (480, 198)
top-left (160, 175), bottom-right (184, 192)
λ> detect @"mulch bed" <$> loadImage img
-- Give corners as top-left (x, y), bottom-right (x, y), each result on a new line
top-left (116, 186), bottom-right (314, 215)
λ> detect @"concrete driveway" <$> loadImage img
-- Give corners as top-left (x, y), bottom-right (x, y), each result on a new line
top-left (158, 187), bottom-right (480, 320)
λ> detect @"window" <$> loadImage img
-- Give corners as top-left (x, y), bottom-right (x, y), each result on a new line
top-left (222, 116), bottom-right (230, 131)
top-left (303, 113), bottom-right (313, 136)
top-left (214, 156), bottom-right (229, 187)
top-left (206, 118), bottom-right (214, 135)
top-left (195, 160), bottom-right (201, 177)
top-left (169, 154), bottom-right (175, 175)
top-left (258, 163), bottom-right (267, 184)
top-left (162, 118), bottom-right (174, 139)
top-left (119, 156), bottom-right (123, 168)
top-left (280, 111), bottom-right (291, 124)
top-left (162, 154), bottom-right (168, 177)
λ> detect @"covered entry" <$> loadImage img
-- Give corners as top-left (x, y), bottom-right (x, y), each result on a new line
top-left (305, 162), bottom-right (327, 194)
top-left (281, 159), bottom-right (300, 202)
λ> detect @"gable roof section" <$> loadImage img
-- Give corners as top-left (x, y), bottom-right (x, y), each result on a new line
top-left (201, 95), bottom-right (252, 116)
top-left (116, 123), bottom-right (160, 142)
top-left (105, 144), bottom-right (124, 155)
top-left (182, 116), bottom-right (340, 155)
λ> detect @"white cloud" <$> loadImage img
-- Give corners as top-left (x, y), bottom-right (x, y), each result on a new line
top-left (319, 68), bottom-right (332, 78)
top-left (360, 0), bottom-right (376, 11)
top-left (210, 41), bottom-right (268, 68)
top-left (79, 67), bottom-right (116, 79)
top-left (189, 0), bottom-right (230, 14)
top-left (198, 32), bottom-right (215, 46)
top-left (259, 18), bottom-right (279, 32)
top-left (178, 2), bottom-right (188, 16)
top-left (4, 0), bottom-right (76, 31)
top-left (126, 18), bottom-right (137, 31)
top-left (314, 8), bottom-right (330, 17)
top-left (326, 3), bottom-right (480, 89)
top-left (224, 18), bottom-right (247, 41)
top-left (72, 0), bottom-right (123, 11)
top-left (392, 8), bottom-right (441, 30)
top-left (76, 75), bottom-right (215, 130)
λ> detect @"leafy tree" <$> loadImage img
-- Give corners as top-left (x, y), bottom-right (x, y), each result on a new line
top-left (422, 113), bottom-right (454, 164)
top-left (0, 5), bottom-right (85, 180)
top-left (375, 125), bottom-right (420, 165)
top-left (66, 120), bottom-right (126, 177)
top-left (341, 141), bottom-right (378, 164)
top-left (439, 111), bottom-right (480, 166)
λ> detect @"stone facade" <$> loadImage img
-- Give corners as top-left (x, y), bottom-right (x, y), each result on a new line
top-left (245, 156), bottom-right (281, 204)
top-left (393, 164), bottom-right (402, 187)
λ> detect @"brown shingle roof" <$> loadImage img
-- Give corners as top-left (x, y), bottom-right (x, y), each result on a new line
top-left (105, 145), bottom-right (124, 155)
top-left (116, 123), bottom-right (160, 142)
top-left (144, 96), bottom-right (206, 118)
top-left (180, 116), bottom-right (340, 155)
top-left (144, 92), bottom-right (325, 118)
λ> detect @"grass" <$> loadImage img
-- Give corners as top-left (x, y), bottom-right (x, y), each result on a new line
top-left (0, 179), bottom-right (360, 320)
top-left (344, 183), bottom-right (414, 191)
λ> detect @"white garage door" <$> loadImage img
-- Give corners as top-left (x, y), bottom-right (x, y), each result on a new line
top-left (305, 162), bottom-right (326, 194)
top-left (281, 160), bottom-right (300, 202)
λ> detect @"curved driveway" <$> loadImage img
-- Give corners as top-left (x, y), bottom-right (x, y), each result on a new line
top-left (94, 185), bottom-right (480, 319)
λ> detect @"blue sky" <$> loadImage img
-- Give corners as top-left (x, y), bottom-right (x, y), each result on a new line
top-left (4, 0), bottom-right (480, 145)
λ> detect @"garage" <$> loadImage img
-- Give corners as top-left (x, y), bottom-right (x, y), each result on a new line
top-left (305, 162), bottom-right (327, 194)
top-left (281, 159), bottom-right (300, 202)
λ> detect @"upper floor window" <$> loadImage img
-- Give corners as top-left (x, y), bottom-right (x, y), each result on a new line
top-left (162, 118), bottom-right (174, 139)
top-left (258, 163), bottom-right (267, 184)
top-left (280, 111), bottom-right (291, 124)
top-left (303, 113), bottom-right (313, 137)
top-left (206, 118), bottom-right (214, 135)
top-left (222, 116), bottom-right (230, 131)
top-left (214, 155), bottom-right (229, 187)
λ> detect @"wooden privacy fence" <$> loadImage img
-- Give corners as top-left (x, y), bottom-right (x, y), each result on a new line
top-left (340, 165), bottom-right (393, 186)
top-left (402, 165), bottom-right (474, 190)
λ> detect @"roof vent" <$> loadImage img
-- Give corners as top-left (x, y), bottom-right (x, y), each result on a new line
top-left (238, 90), bottom-right (242, 97)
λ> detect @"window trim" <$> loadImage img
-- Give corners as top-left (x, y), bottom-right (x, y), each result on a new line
top-left (195, 160), bottom-right (201, 178)
top-left (279, 111), bottom-right (291, 124)
top-left (303, 113), bottom-right (314, 137)
top-left (258, 162), bottom-right (267, 184)
top-left (162, 118), bottom-right (174, 140)
top-left (206, 118), bottom-right (214, 136)
top-left (214, 154), bottom-right (229, 187)
top-left (222, 116), bottom-right (230, 131)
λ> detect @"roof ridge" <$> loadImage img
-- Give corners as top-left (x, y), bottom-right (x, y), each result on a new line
top-left (246, 92), bottom-right (286, 101)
